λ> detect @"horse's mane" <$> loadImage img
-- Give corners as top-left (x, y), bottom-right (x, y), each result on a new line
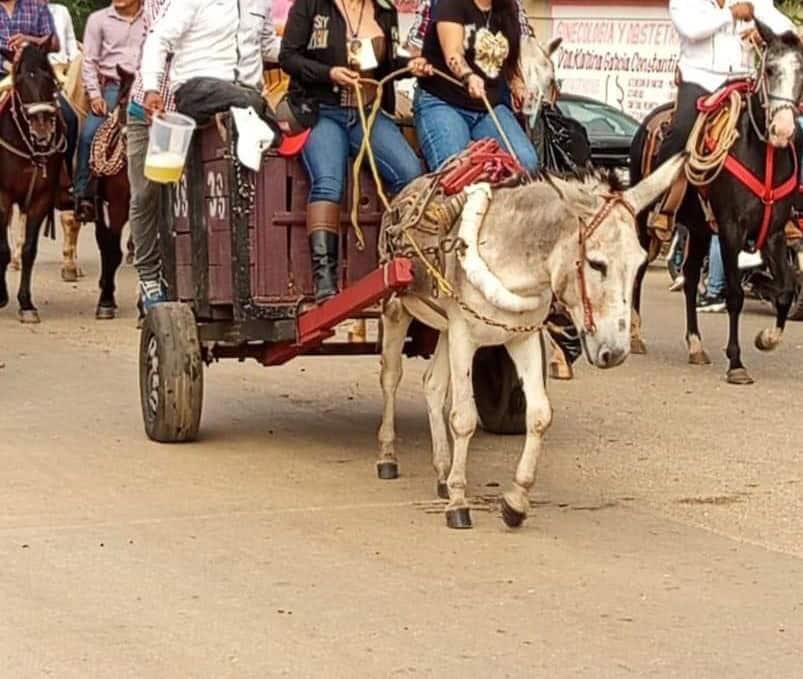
top-left (16, 45), bottom-right (54, 76)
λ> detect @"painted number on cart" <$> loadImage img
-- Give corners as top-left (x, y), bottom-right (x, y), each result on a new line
top-left (173, 175), bottom-right (188, 219)
top-left (207, 170), bottom-right (226, 221)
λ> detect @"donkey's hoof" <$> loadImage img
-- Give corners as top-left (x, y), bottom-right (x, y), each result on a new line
top-left (549, 360), bottom-right (574, 380)
top-left (61, 267), bottom-right (78, 282)
top-left (688, 350), bottom-right (711, 366)
top-left (726, 368), bottom-right (754, 385)
top-left (500, 496), bottom-right (527, 529)
top-left (18, 309), bottom-right (40, 324)
top-left (376, 461), bottom-right (399, 480)
top-left (445, 507), bottom-right (472, 530)
top-left (96, 304), bottom-right (116, 320)
top-left (436, 482), bottom-right (449, 500)
top-left (630, 337), bottom-right (647, 355)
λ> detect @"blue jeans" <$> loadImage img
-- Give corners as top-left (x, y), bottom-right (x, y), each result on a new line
top-left (707, 235), bottom-right (726, 297)
top-left (75, 82), bottom-right (120, 198)
top-left (301, 104), bottom-right (422, 203)
top-left (413, 88), bottom-right (539, 173)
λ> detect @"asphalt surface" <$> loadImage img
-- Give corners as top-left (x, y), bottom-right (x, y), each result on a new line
top-left (1, 232), bottom-right (802, 678)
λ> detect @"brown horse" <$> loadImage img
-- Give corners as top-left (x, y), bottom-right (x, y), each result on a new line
top-left (0, 45), bottom-right (69, 322)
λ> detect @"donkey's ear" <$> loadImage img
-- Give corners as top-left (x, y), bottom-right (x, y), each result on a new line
top-left (755, 19), bottom-right (778, 46)
top-left (623, 152), bottom-right (687, 215)
top-left (546, 37), bottom-right (563, 56)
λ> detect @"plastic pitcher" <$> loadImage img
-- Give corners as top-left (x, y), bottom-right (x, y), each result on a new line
top-left (144, 112), bottom-right (196, 184)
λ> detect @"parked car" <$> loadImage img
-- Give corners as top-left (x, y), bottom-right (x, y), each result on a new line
top-left (555, 94), bottom-right (640, 182)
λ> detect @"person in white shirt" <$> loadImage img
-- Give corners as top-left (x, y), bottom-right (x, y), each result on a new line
top-left (139, 0), bottom-right (280, 115)
top-left (45, 1), bottom-right (78, 67)
top-left (650, 0), bottom-right (795, 232)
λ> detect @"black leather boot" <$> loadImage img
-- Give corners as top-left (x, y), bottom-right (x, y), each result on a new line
top-left (307, 201), bottom-right (340, 303)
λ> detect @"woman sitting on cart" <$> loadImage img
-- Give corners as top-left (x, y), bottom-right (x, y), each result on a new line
top-left (413, 0), bottom-right (539, 173)
top-left (279, 0), bottom-right (432, 304)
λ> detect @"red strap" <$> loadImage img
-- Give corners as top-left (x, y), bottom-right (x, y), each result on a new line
top-left (697, 80), bottom-right (753, 114)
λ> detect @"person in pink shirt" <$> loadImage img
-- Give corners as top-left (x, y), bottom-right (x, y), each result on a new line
top-left (75, 0), bottom-right (144, 221)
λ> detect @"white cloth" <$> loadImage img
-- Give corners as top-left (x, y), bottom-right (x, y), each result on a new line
top-left (48, 3), bottom-right (79, 65)
top-left (140, 0), bottom-right (281, 93)
top-left (231, 105), bottom-right (275, 171)
top-left (671, 0), bottom-right (796, 92)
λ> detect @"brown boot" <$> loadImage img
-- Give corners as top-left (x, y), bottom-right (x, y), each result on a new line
top-left (307, 201), bottom-right (341, 303)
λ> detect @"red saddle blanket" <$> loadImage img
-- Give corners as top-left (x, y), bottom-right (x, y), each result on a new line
top-left (696, 80), bottom-right (753, 113)
top-left (438, 139), bottom-right (525, 195)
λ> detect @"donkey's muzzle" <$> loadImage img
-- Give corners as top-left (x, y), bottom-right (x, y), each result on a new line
top-left (595, 344), bottom-right (627, 369)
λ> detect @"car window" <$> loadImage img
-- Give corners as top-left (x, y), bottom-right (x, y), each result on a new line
top-left (557, 100), bottom-right (639, 137)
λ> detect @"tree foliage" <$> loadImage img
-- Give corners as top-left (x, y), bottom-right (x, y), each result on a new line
top-left (59, 0), bottom-right (107, 39)
top-left (779, 0), bottom-right (803, 25)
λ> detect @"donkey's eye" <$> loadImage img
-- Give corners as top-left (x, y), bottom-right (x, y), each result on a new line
top-left (766, 65), bottom-right (776, 77)
top-left (587, 259), bottom-right (607, 277)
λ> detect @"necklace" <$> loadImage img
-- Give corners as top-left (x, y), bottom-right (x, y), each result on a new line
top-left (340, 0), bottom-right (366, 39)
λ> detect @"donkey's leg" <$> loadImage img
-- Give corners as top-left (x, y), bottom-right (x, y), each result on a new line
top-left (444, 321), bottom-right (478, 529)
top-left (755, 231), bottom-right (793, 353)
top-left (0, 197), bottom-right (10, 308)
top-left (718, 230), bottom-right (752, 384)
top-left (500, 331), bottom-right (552, 528)
top-left (684, 228), bottom-right (711, 365)
top-left (10, 205), bottom-right (23, 271)
top-left (423, 333), bottom-right (451, 499)
top-left (17, 209), bottom-right (46, 323)
top-left (630, 259), bottom-right (649, 355)
top-left (377, 299), bottom-right (413, 479)
top-left (94, 208), bottom-right (123, 320)
top-left (61, 211), bottom-right (83, 281)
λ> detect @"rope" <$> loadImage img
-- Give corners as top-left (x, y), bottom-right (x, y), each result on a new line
top-left (89, 108), bottom-right (126, 177)
top-left (685, 90), bottom-right (742, 187)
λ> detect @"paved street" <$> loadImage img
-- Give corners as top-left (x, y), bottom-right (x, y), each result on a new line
top-left (1, 232), bottom-right (802, 678)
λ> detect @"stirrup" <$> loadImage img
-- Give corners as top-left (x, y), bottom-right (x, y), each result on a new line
top-left (646, 207), bottom-right (674, 241)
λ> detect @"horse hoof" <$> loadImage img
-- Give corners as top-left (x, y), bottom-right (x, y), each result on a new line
top-left (727, 368), bottom-right (754, 385)
top-left (18, 309), bottom-right (40, 324)
top-left (445, 507), bottom-right (472, 530)
top-left (125, 252), bottom-right (135, 266)
top-left (437, 482), bottom-right (449, 500)
top-left (10, 260), bottom-right (20, 271)
top-left (688, 350), bottom-right (711, 366)
top-left (376, 461), bottom-right (399, 480)
top-left (630, 337), bottom-right (647, 355)
top-left (549, 361), bottom-right (574, 380)
top-left (500, 496), bottom-right (526, 529)
top-left (61, 267), bottom-right (78, 283)
top-left (754, 329), bottom-right (780, 352)
top-left (96, 305), bottom-right (116, 320)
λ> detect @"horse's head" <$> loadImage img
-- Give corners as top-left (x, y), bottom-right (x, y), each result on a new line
top-left (554, 154), bottom-right (686, 368)
top-left (1, 44), bottom-right (59, 147)
top-left (519, 36), bottom-right (562, 114)
top-left (755, 20), bottom-right (803, 148)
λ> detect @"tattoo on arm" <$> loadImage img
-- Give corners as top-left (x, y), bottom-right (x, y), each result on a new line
top-left (447, 54), bottom-right (472, 79)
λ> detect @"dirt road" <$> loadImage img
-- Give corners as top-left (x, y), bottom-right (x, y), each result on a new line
top-left (1, 234), bottom-right (802, 678)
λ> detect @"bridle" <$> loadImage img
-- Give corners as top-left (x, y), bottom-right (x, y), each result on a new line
top-left (748, 41), bottom-right (802, 143)
top-left (573, 193), bottom-right (636, 335)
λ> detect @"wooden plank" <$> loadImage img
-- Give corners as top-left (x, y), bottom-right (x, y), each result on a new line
top-left (176, 264), bottom-right (193, 301)
top-left (256, 156), bottom-right (290, 299)
top-left (200, 123), bottom-right (227, 162)
top-left (187, 140), bottom-right (210, 315)
top-left (203, 159), bottom-right (230, 198)
top-left (175, 232), bottom-right (192, 266)
top-left (208, 229), bottom-right (231, 268)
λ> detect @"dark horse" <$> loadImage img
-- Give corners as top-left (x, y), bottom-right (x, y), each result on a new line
top-left (629, 22), bottom-right (803, 384)
top-left (0, 45), bottom-right (68, 322)
top-left (84, 67), bottom-right (135, 319)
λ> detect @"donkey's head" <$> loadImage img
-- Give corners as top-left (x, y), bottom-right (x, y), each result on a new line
top-left (519, 36), bottom-right (562, 114)
top-left (755, 20), bottom-right (803, 148)
top-left (1, 44), bottom-right (59, 146)
top-left (553, 154), bottom-right (686, 368)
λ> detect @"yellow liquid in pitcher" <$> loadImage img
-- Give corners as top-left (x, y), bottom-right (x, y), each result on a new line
top-left (144, 152), bottom-right (186, 184)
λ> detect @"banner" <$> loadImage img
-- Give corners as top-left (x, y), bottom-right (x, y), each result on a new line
top-left (550, 3), bottom-right (679, 121)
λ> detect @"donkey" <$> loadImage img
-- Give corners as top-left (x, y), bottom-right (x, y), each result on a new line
top-left (376, 154), bottom-right (685, 530)
top-left (629, 21), bottom-right (803, 384)
top-left (0, 45), bottom-right (68, 322)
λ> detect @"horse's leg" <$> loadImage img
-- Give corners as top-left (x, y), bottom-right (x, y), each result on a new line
top-left (630, 259), bottom-right (649, 354)
top-left (376, 298), bottom-right (413, 479)
top-left (444, 318), bottom-right (478, 529)
top-left (423, 333), bottom-right (451, 499)
top-left (60, 211), bottom-right (83, 281)
top-left (94, 201), bottom-right (123, 320)
top-left (17, 209), bottom-right (45, 323)
top-left (0, 197), bottom-right (10, 308)
top-left (499, 331), bottom-right (552, 528)
top-left (9, 205), bottom-right (24, 271)
top-left (754, 230), bottom-right (794, 353)
top-left (126, 232), bottom-right (135, 265)
top-left (684, 228), bottom-right (712, 365)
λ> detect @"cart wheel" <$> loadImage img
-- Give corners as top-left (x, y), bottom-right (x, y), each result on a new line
top-left (472, 346), bottom-right (526, 435)
top-left (139, 302), bottom-right (203, 442)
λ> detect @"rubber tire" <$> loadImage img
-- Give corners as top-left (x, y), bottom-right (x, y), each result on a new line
top-left (472, 346), bottom-right (526, 436)
top-left (139, 302), bottom-right (204, 442)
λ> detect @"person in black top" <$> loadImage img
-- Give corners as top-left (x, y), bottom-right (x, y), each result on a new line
top-left (414, 0), bottom-right (538, 173)
top-left (279, 0), bottom-right (431, 303)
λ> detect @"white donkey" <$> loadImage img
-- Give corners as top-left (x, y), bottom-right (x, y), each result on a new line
top-left (377, 154), bottom-right (686, 529)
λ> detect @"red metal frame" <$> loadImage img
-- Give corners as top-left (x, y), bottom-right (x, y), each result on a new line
top-left (259, 258), bottom-right (414, 366)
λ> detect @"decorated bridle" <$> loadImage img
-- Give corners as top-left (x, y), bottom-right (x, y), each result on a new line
top-left (573, 193), bottom-right (636, 335)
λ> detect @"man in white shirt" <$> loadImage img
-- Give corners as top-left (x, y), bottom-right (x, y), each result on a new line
top-left (46, 2), bottom-right (78, 67)
top-left (650, 0), bottom-right (795, 232)
top-left (139, 0), bottom-right (280, 116)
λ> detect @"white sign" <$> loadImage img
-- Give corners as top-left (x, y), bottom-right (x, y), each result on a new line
top-left (550, 3), bottom-right (680, 121)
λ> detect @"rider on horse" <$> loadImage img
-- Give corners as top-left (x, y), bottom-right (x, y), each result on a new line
top-left (75, 0), bottom-right (144, 223)
top-left (648, 0), bottom-right (795, 237)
